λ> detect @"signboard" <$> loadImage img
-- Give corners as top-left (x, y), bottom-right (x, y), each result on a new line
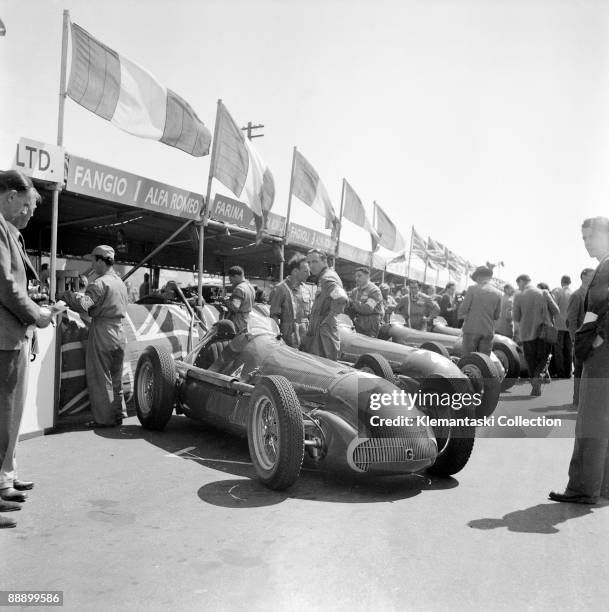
top-left (13, 137), bottom-right (65, 182)
top-left (209, 194), bottom-right (285, 237)
top-left (338, 242), bottom-right (371, 266)
top-left (287, 222), bottom-right (335, 252)
top-left (66, 155), bottom-right (203, 220)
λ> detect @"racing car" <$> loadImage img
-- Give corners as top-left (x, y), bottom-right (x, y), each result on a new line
top-left (336, 314), bottom-right (501, 418)
top-left (134, 315), bottom-right (483, 491)
top-left (378, 315), bottom-right (523, 391)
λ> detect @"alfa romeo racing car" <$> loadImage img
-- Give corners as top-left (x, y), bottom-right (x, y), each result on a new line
top-left (134, 315), bottom-right (484, 491)
top-left (378, 315), bottom-right (523, 390)
top-left (336, 314), bottom-right (501, 417)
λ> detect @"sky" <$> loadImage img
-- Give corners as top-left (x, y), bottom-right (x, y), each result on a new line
top-left (2, 0), bottom-right (609, 287)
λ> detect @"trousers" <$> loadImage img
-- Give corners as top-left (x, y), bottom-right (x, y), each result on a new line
top-left (522, 338), bottom-right (550, 379)
top-left (462, 333), bottom-right (493, 356)
top-left (0, 345), bottom-right (29, 489)
top-left (565, 342), bottom-right (609, 499)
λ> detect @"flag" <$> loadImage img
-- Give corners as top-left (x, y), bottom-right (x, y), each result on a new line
top-left (67, 22), bottom-right (211, 156)
top-left (210, 101), bottom-right (275, 238)
top-left (291, 150), bottom-right (338, 237)
top-left (411, 228), bottom-right (428, 260)
top-left (427, 237), bottom-right (448, 267)
top-left (342, 180), bottom-right (379, 248)
top-left (373, 202), bottom-right (406, 252)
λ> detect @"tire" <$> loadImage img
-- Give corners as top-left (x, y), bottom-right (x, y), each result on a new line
top-left (135, 345), bottom-right (177, 430)
top-left (427, 405), bottom-right (476, 477)
top-left (247, 375), bottom-right (304, 490)
top-left (493, 341), bottom-right (520, 391)
top-left (353, 353), bottom-right (395, 381)
top-left (420, 341), bottom-right (450, 359)
top-left (457, 352), bottom-right (501, 418)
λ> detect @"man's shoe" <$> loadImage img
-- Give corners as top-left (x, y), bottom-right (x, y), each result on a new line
top-left (13, 479), bottom-right (33, 491)
top-left (0, 499), bottom-right (21, 512)
top-left (0, 488), bottom-right (27, 502)
top-left (548, 491), bottom-right (598, 504)
top-left (0, 516), bottom-right (16, 528)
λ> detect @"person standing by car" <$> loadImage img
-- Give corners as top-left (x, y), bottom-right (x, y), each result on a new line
top-left (225, 266), bottom-right (255, 334)
top-left (0, 171), bottom-right (53, 525)
top-left (270, 254), bottom-right (313, 348)
top-left (551, 275), bottom-right (573, 378)
top-left (348, 267), bottom-right (384, 337)
top-left (139, 272), bottom-right (151, 299)
top-left (439, 282), bottom-right (459, 328)
top-left (61, 245), bottom-right (129, 427)
top-left (303, 249), bottom-right (347, 361)
top-left (550, 217), bottom-right (609, 504)
top-left (513, 274), bottom-right (559, 396)
top-left (458, 266), bottom-right (501, 355)
top-left (396, 279), bottom-right (440, 331)
top-left (496, 284), bottom-right (515, 338)
top-left (380, 283), bottom-right (397, 324)
top-left (567, 268), bottom-right (595, 406)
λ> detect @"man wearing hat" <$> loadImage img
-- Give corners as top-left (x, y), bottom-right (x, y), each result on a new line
top-left (458, 266), bottom-right (501, 355)
top-left (348, 268), bottom-right (384, 337)
top-left (380, 283), bottom-right (397, 324)
top-left (61, 245), bottom-right (129, 427)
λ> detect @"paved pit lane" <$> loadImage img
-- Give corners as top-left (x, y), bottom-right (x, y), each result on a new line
top-left (2, 380), bottom-right (608, 611)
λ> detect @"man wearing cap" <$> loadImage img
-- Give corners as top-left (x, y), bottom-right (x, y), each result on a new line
top-left (226, 266), bottom-right (256, 334)
top-left (61, 245), bottom-right (129, 427)
top-left (303, 249), bottom-right (348, 361)
top-left (380, 283), bottom-right (397, 324)
top-left (348, 268), bottom-right (384, 337)
top-left (0, 171), bottom-right (53, 524)
top-left (458, 266), bottom-right (502, 355)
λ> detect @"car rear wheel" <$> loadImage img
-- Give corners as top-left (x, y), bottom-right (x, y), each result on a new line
top-left (457, 352), bottom-right (501, 418)
top-left (420, 341), bottom-right (450, 358)
top-left (426, 405), bottom-right (476, 477)
top-left (248, 376), bottom-right (305, 490)
top-left (353, 353), bottom-right (395, 381)
top-left (135, 345), bottom-right (177, 431)
top-left (493, 341), bottom-right (520, 391)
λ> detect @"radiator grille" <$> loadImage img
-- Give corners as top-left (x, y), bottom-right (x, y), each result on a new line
top-left (351, 436), bottom-right (434, 472)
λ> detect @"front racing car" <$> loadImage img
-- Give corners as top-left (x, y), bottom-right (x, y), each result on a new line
top-left (134, 315), bottom-right (479, 490)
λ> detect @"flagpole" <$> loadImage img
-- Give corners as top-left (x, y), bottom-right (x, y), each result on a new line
top-left (406, 225), bottom-right (414, 281)
top-left (198, 98), bottom-right (222, 308)
top-left (49, 9), bottom-right (69, 302)
top-left (334, 178), bottom-right (346, 264)
top-left (279, 146), bottom-right (297, 279)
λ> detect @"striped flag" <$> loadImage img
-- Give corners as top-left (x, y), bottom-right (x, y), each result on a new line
top-left (374, 202), bottom-right (406, 252)
top-left (342, 180), bottom-right (379, 248)
top-left (291, 150), bottom-right (338, 235)
top-left (210, 101), bottom-right (275, 233)
top-left (67, 22), bottom-right (211, 156)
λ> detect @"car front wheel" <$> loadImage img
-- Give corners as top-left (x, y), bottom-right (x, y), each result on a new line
top-left (247, 376), bottom-right (305, 490)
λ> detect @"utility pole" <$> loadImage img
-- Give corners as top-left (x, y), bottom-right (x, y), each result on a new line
top-left (241, 121), bottom-right (264, 140)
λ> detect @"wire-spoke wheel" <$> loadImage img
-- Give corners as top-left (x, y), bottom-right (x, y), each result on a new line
top-left (247, 376), bottom-right (304, 490)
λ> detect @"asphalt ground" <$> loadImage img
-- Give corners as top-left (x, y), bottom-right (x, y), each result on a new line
top-left (2, 379), bottom-right (608, 612)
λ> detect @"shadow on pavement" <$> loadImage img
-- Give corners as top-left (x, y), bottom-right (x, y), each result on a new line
top-left (529, 404), bottom-right (578, 419)
top-left (468, 500), bottom-right (609, 534)
top-left (93, 417), bottom-right (459, 507)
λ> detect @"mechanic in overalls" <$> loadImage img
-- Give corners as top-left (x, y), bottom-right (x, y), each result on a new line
top-left (348, 267), bottom-right (384, 337)
top-left (226, 266), bottom-right (255, 334)
top-left (396, 279), bottom-right (440, 331)
top-left (303, 250), bottom-right (348, 361)
top-left (61, 245), bottom-right (128, 428)
top-left (269, 254), bottom-right (313, 348)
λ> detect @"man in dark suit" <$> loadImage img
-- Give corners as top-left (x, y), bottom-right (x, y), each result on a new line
top-left (566, 268), bottom-right (595, 406)
top-left (0, 171), bottom-right (52, 528)
top-left (513, 273), bottom-right (560, 396)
